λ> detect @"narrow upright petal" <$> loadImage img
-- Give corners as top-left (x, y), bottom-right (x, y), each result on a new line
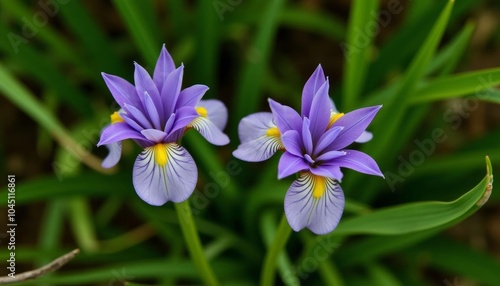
top-left (176, 84), bottom-right (209, 109)
top-left (268, 98), bottom-right (302, 132)
top-left (102, 142), bottom-right (122, 168)
top-left (197, 99), bottom-right (228, 130)
top-left (134, 63), bottom-right (162, 115)
top-left (161, 65), bottom-right (184, 115)
top-left (327, 105), bottom-right (382, 151)
top-left (308, 80), bottom-right (331, 141)
top-left (153, 45), bottom-right (176, 90)
top-left (102, 73), bottom-right (141, 109)
top-left (284, 172), bottom-right (345, 234)
top-left (278, 151), bottom-right (309, 179)
top-left (133, 143), bottom-right (197, 205)
top-left (302, 65), bottom-right (326, 117)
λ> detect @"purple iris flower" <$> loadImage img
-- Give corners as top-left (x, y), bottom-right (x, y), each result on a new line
top-left (233, 65), bottom-right (384, 234)
top-left (97, 45), bottom-right (229, 206)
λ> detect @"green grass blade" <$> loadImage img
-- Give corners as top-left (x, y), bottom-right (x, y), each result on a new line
top-left (410, 67), bottom-right (500, 104)
top-left (0, 64), bottom-right (107, 173)
top-left (233, 0), bottom-right (285, 123)
top-left (279, 7), bottom-right (345, 41)
top-left (58, 1), bottom-right (126, 75)
top-left (112, 0), bottom-right (161, 67)
top-left (342, 0), bottom-right (378, 110)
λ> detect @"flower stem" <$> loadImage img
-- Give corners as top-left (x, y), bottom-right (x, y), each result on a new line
top-left (260, 213), bottom-right (293, 286)
top-left (175, 200), bottom-right (219, 286)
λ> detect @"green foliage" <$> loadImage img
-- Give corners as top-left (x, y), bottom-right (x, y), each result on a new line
top-left (1, 0), bottom-right (499, 285)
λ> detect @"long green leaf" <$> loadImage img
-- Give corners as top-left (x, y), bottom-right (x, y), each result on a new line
top-left (342, 0), bottom-right (378, 110)
top-left (336, 156), bottom-right (492, 236)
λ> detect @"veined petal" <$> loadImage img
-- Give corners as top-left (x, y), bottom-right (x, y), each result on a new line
top-left (190, 116), bottom-right (229, 146)
top-left (134, 62), bottom-right (162, 115)
top-left (330, 149), bottom-right (384, 178)
top-left (237, 112), bottom-right (275, 143)
top-left (308, 80), bottom-right (331, 141)
top-left (102, 73), bottom-right (141, 108)
top-left (233, 133), bottom-right (283, 162)
top-left (302, 64), bottom-right (326, 117)
top-left (355, 131), bottom-right (373, 143)
top-left (278, 151), bottom-right (309, 179)
top-left (268, 98), bottom-right (302, 133)
top-left (197, 99), bottom-right (228, 130)
top-left (161, 65), bottom-right (184, 115)
top-left (98, 123), bottom-right (145, 146)
top-left (176, 84), bottom-right (209, 109)
top-left (281, 130), bottom-right (303, 157)
top-left (133, 143), bottom-right (197, 205)
top-left (284, 172), bottom-right (345, 235)
top-left (328, 105), bottom-right (382, 151)
top-left (153, 44), bottom-right (176, 90)
top-left (102, 142), bottom-right (122, 168)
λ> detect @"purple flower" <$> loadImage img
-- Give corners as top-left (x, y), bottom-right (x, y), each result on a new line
top-left (97, 45), bottom-right (229, 206)
top-left (233, 65), bottom-right (383, 234)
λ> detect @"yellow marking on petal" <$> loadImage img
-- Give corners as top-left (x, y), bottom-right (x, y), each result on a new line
top-left (312, 175), bottom-right (326, 199)
top-left (328, 112), bottom-right (344, 129)
top-left (111, 112), bottom-right (125, 124)
top-left (266, 127), bottom-right (280, 138)
top-left (153, 144), bottom-right (168, 166)
top-left (196, 106), bottom-right (208, 118)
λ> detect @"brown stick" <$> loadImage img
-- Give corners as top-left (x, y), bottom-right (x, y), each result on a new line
top-left (0, 249), bottom-right (80, 284)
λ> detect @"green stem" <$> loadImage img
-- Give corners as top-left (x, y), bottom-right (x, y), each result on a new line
top-left (260, 214), bottom-right (293, 286)
top-left (175, 200), bottom-right (219, 286)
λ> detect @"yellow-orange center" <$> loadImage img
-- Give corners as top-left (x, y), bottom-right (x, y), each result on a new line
top-left (328, 112), bottom-right (344, 129)
top-left (111, 111), bottom-right (125, 124)
top-left (152, 144), bottom-right (168, 166)
top-left (196, 106), bottom-right (208, 118)
top-left (312, 175), bottom-right (326, 199)
top-left (266, 127), bottom-right (281, 137)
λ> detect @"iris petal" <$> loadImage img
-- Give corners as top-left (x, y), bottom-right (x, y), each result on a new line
top-left (101, 73), bottom-right (141, 109)
top-left (153, 45), bottom-right (176, 90)
top-left (190, 116), bottom-right (230, 146)
top-left (330, 149), bottom-right (384, 178)
top-left (161, 65), bottom-right (184, 115)
top-left (102, 142), bottom-right (122, 168)
top-left (133, 143), bottom-right (197, 205)
top-left (237, 112), bottom-right (275, 143)
top-left (268, 99), bottom-right (302, 133)
top-left (281, 130), bottom-right (303, 157)
top-left (233, 134), bottom-right (282, 162)
top-left (198, 99), bottom-right (228, 130)
top-left (176, 84), bottom-right (209, 109)
top-left (277, 151), bottom-right (309, 179)
top-left (302, 65), bottom-right (326, 117)
top-left (284, 172), bottom-right (345, 235)
top-left (308, 80), bottom-right (331, 141)
top-left (355, 131), bottom-right (373, 143)
top-left (98, 123), bottom-right (145, 146)
top-left (134, 63), bottom-right (162, 115)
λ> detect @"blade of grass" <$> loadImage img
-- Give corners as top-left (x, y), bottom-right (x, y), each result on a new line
top-left (233, 0), bottom-right (285, 124)
top-left (0, 63), bottom-right (110, 174)
top-left (342, 0), bottom-right (379, 110)
top-left (112, 0), bottom-right (161, 67)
